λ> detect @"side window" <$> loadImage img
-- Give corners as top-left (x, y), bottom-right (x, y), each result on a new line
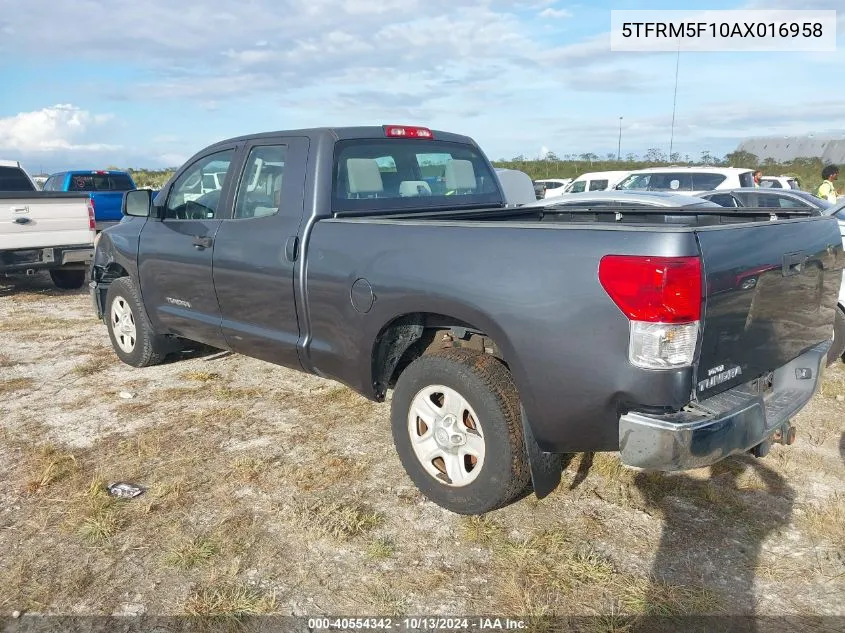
top-left (648, 173), bottom-right (692, 191)
top-left (588, 179), bottom-right (609, 191)
top-left (775, 196), bottom-right (809, 208)
top-left (568, 180), bottom-right (586, 193)
top-left (164, 149), bottom-right (235, 220)
top-left (707, 193), bottom-right (738, 207)
top-left (43, 176), bottom-right (56, 191)
top-left (233, 145), bottom-right (287, 219)
top-left (692, 173), bottom-right (727, 190)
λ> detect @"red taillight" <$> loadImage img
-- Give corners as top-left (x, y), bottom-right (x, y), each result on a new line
top-left (383, 125), bottom-right (433, 139)
top-left (598, 255), bottom-right (701, 323)
top-left (87, 198), bottom-right (96, 231)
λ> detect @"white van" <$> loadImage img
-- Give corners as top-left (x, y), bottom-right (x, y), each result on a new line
top-left (562, 171), bottom-right (631, 194)
top-left (615, 166), bottom-right (755, 195)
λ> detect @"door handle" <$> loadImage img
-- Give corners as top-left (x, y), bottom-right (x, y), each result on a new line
top-left (13, 217), bottom-right (31, 224)
top-left (782, 251), bottom-right (807, 277)
top-left (284, 236), bottom-right (299, 262)
top-left (192, 235), bottom-right (213, 249)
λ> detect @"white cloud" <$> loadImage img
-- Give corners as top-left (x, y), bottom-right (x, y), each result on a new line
top-left (0, 104), bottom-right (118, 152)
top-left (539, 8), bottom-right (572, 18)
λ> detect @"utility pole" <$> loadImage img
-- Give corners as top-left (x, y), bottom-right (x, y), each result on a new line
top-left (617, 117), bottom-right (623, 161)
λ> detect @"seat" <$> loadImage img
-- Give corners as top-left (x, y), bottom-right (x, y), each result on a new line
top-left (346, 158), bottom-right (384, 198)
top-left (398, 180), bottom-right (432, 197)
top-left (444, 159), bottom-right (477, 193)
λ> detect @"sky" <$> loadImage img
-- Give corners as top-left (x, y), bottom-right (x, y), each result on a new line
top-left (0, 0), bottom-right (843, 174)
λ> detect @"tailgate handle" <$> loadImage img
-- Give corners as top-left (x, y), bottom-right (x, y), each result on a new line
top-left (782, 251), bottom-right (807, 276)
top-left (13, 217), bottom-right (31, 225)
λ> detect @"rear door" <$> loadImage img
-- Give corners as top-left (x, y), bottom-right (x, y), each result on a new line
top-left (137, 146), bottom-right (241, 348)
top-left (695, 217), bottom-right (843, 399)
top-left (211, 136), bottom-right (309, 369)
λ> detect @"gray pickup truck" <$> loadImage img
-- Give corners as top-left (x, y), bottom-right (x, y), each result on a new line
top-left (90, 125), bottom-right (844, 515)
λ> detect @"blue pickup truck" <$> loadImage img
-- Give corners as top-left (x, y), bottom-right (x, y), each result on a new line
top-left (43, 170), bottom-right (137, 230)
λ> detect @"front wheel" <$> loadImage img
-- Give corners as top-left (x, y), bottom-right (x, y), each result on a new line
top-left (829, 306), bottom-right (845, 367)
top-left (49, 268), bottom-right (86, 290)
top-left (390, 348), bottom-right (531, 515)
top-left (105, 276), bottom-right (171, 367)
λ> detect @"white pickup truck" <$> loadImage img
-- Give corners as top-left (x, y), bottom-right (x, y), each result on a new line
top-left (1, 160), bottom-right (96, 289)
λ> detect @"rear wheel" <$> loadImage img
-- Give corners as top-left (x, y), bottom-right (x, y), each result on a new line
top-left (829, 306), bottom-right (845, 367)
top-left (49, 268), bottom-right (86, 290)
top-left (390, 347), bottom-right (531, 515)
top-left (105, 276), bottom-right (172, 367)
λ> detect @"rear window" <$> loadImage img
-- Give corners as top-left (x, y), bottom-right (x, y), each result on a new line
top-left (332, 139), bottom-right (502, 213)
top-left (0, 167), bottom-right (36, 192)
top-left (68, 173), bottom-right (135, 192)
top-left (738, 171), bottom-right (754, 188)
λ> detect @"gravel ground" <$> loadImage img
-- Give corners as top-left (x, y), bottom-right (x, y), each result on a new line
top-left (0, 272), bottom-right (843, 625)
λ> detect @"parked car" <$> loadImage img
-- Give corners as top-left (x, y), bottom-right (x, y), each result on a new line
top-left (526, 190), bottom-right (723, 209)
top-left (1, 160), bottom-right (95, 289)
top-left (535, 178), bottom-right (573, 198)
top-left (699, 188), bottom-right (832, 214)
top-left (43, 170), bottom-right (137, 231)
top-left (90, 124), bottom-right (843, 515)
top-left (616, 166), bottom-right (755, 195)
top-left (760, 175), bottom-right (800, 190)
top-left (562, 170), bottom-right (630, 194)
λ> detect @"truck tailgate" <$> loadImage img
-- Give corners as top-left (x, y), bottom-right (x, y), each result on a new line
top-left (0, 196), bottom-right (94, 250)
top-left (695, 217), bottom-right (842, 399)
top-left (91, 192), bottom-right (125, 222)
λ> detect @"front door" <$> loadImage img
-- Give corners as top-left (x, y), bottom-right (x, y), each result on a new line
top-left (211, 137), bottom-right (309, 368)
top-left (137, 147), bottom-right (240, 349)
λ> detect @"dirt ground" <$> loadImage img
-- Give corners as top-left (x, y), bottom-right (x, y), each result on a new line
top-left (1, 272), bottom-right (843, 626)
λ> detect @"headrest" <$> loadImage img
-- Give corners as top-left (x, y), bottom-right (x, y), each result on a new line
top-left (346, 159), bottom-right (384, 194)
top-left (444, 159), bottom-right (477, 190)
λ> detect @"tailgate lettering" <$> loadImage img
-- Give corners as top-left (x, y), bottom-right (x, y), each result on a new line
top-left (698, 365), bottom-right (742, 392)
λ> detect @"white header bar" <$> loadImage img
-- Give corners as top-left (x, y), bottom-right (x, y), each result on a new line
top-left (610, 10), bottom-right (837, 52)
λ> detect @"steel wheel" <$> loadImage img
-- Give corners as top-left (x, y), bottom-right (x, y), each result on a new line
top-left (408, 384), bottom-right (485, 487)
top-left (110, 295), bottom-right (137, 354)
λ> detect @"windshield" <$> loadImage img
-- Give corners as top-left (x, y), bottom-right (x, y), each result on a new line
top-left (69, 173), bottom-right (135, 191)
top-left (0, 166), bottom-right (36, 191)
top-left (332, 139), bottom-right (503, 213)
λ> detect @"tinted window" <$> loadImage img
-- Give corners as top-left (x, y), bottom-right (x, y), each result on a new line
top-left (568, 180), bottom-right (586, 193)
top-left (588, 179), bottom-right (609, 191)
top-left (68, 173), bottom-right (135, 191)
top-left (835, 207), bottom-right (845, 221)
top-left (0, 167), bottom-right (35, 191)
top-left (544, 181), bottom-right (564, 189)
top-left (164, 150), bottom-right (235, 220)
top-left (648, 173), bottom-right (693, 191)
top-left (233, 145), bottom-right (287, 219)
top-left (332, 139), bottom-right (502, 213)
top-left (761, 179), bottom-right (781, 188)
top-left (738, 171), bottom-right (754, 188)
top-left (692, 173), bottom-right (727, 190)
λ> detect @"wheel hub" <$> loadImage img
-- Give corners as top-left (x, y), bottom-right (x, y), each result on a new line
top-left (433, 413), bottom-right (466, 449)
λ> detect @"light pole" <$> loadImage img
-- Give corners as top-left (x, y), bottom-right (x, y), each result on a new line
top-left (617, 116), bottom-right (623, 161)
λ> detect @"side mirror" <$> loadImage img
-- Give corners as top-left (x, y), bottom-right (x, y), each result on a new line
top-left (123, 189), bottom-right (152, 217)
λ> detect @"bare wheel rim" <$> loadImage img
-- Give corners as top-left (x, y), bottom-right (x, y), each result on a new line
top-left (407, 384), bottom-right (485, 487)
top-left (110, 295), bottom-right (137, 354)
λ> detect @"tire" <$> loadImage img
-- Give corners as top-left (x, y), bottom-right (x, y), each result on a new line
top-left (390, 347), bottom-right (531, 515)
top-left (49, 268), bottom-right (86, 290)
top-left (104, 276), bottom-right (171, 367)
top-left (829, 306), bottom-right (845, 367)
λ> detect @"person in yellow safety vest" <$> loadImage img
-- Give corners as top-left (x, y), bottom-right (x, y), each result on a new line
top-left (753, 170), bottom-right (763, 188)
top-left (817, 164), bottom-right (839, 203)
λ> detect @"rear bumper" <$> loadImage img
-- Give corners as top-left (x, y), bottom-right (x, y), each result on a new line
top-left (0, 245), bottom-right (93, 274)
top-left (618, 341), bottom-right (830, 471)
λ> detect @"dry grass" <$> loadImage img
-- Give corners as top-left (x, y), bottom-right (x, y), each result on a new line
top-left (797, 493), bottom-right (845, 548)
top-left (184, 582), bottom-right (277, 619)
top-left (460, 515), bottom-right (506, 545)
top-left (293, 497), bottom-right (385, 541)
top-left (0, 353), bottom-right (21, 368)
top-left (618, 577), bottom-right (724, 616)
top-left (285, 450), bottom-right (369, 492)
top-left (363, 582), bottom-right (408, 615)
top-left (0, 376), bottom-right (35, 395)
top-left (24, 444), bottom-right (79, 494)
top-left (365, 537), bottom-right (396, 560)
top-left (164, 535), bottom-right (220, 570)
top-left (114, 401), bottom-right (155, 416)
top-left (819, 372), bottom-right (845, 398)
top-left (72, 355), bottom-right (115, 376)
top-left (180, 370), bottom-right (222, 383)
top-left (0, 316), bottom-right (81, 333)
